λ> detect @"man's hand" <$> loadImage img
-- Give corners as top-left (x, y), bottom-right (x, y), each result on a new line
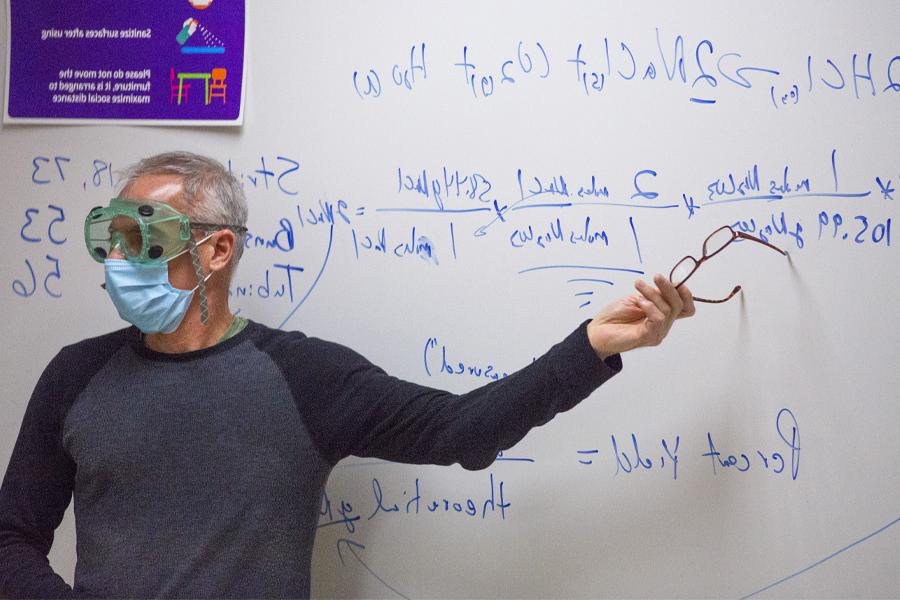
top-left (587, 274), bottom-right (696, 359)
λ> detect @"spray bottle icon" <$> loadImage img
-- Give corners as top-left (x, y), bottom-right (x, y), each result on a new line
top-left (176, 18), bottom-right (199, 45)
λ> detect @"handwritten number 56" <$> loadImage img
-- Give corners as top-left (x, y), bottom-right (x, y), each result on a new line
top-left (12, 255), bottom-right (62, 298)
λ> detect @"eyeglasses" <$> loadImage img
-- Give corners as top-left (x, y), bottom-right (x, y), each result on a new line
top-left (669, 225), bottom-right (788, 303)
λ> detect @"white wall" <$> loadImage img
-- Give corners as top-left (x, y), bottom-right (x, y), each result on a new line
top-left (1, 2), bottom-right (898, 597)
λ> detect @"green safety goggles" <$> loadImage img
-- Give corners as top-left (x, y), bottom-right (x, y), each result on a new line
top-left (85, 197), bottom-right (245, 264)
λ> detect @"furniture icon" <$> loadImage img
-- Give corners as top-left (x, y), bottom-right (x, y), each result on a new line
top-left (174, 68), bottom-right (226, 105)
top-left (170, 68), bottom-right (191, 104)
top-left (209, 68), bottom-right (227, 104)
top-left (176, 72), bottom-right (211, 105)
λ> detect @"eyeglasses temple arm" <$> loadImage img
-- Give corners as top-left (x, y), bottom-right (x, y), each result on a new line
top-left (190, 222), bottom-right (248, 234)
top-left (692, 285), bottom-right (742, 304)
top-left (735, 231), bottom-right (789, 256)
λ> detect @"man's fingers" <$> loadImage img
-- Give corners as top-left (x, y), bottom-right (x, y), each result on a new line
top-left (654, 274), bottom-right (684, 318)
top-left (676, 283), bottom-right (696, 318)
top-left (636, 294), bottom-right (666, 324)
top-left (635, 278), bottom-right (672, 321)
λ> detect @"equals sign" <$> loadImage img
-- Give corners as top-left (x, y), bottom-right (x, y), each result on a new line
top-left (577, 449), bottom-right (599, 465)
top-left (355, 207), bottom-right (366, 216)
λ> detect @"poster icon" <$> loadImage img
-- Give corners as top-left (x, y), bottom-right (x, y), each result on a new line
top-left (177, 18), bottom-right (225, 54)
top-left (172, 67), bottom-right (227, 105)
top-left (189, 0), bottom-right (213, 8)
top-left (176, 18), bottom-right (198, 45)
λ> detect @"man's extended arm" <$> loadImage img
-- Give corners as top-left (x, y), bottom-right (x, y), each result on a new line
top-left (279, 319), bottom-right (621, 470)
top-left (272, 276), bottom-right (694, 469)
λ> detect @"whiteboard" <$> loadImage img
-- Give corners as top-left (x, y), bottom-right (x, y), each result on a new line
top-left (1, 2), bottom-right (898, 598)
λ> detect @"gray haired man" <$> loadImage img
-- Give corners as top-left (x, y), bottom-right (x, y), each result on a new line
top-left (0, 152), bottom-right (693, 597)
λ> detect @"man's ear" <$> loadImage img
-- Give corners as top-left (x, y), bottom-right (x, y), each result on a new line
top-left (208, 229), bottom-right (236, 272)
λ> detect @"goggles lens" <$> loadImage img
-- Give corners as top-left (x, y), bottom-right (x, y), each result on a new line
top-left (85, 198), bottom-right (191, 263)
top-left (87, 214), bottom-right (146, 260)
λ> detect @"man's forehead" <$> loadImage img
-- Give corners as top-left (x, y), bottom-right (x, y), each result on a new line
top-left (120, 174), bottom-right (187, 212)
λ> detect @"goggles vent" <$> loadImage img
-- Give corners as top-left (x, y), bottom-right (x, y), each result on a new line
top-left (148, 245), bottom-right (164, 259)
top-left (138, 205), bottom-right (155, 217)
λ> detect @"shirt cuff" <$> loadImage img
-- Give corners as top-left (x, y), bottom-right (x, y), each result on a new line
top-left (549, 319), bottom-right (623, 401)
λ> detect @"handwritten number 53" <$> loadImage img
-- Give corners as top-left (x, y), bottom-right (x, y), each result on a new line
top-left (20, 205), bottom-right (67, 245)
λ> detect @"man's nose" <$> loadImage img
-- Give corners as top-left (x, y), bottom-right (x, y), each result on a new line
top-left (106, 243), bottom-right (126, 260)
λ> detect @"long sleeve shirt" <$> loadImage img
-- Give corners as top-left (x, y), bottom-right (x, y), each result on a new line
top-left (0, 320), bottom-right (621, 598)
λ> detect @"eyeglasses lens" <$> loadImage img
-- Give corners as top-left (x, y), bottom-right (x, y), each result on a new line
top-left (703, 227), bottom-right (736, 257)
top-left (670, 256), bottom-right (697, 286)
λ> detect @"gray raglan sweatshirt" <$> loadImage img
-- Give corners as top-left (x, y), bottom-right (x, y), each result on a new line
top-left (0, 320), bottom-right (621, 598)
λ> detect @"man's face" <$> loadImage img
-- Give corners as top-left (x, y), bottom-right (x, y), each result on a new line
top-left (110, 174), bottom-right (202, 291)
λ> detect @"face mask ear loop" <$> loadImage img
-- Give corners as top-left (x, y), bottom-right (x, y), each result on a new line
top-left (188, 239), bottom-right (210, 326)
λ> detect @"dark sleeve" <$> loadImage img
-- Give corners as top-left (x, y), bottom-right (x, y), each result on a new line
top-left (0, 351), bottom-right (79, 599)
top-left (274, 321), bottom-right (622, 470)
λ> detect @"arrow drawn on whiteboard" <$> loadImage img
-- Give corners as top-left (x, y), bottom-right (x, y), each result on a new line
top-left (336, 538), bottom-right (410, 600)
top-left (278, 223), bottom-right (334, 330)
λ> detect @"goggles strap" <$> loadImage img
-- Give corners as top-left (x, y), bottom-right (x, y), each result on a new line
top-left (188, 239), bottom-right (210, 326)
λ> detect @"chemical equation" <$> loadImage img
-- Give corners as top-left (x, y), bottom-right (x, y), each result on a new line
top-left (350, 33), bottom-right (900, 106)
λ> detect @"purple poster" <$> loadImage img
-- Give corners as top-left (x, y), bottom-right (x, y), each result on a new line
top-left (4, 0), bottom-right (245, 125)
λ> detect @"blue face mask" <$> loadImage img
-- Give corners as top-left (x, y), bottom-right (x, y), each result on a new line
top-left (104, 259), bottom-right (214, 334)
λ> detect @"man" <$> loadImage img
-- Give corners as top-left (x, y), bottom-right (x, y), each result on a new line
top-left (0, 152), bottom-right (694, 598)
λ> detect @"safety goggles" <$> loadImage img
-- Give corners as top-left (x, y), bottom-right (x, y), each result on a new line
top-left (85, 197), bottom-right (246, 264)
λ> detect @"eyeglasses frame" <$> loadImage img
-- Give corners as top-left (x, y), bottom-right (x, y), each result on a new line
top-left (669, 225), bottom-right (788, 303)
